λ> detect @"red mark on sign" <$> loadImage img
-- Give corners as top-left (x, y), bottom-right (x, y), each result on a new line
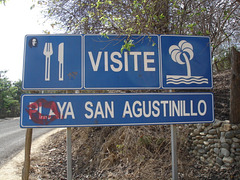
top-left (26, 98), bottom-right (60, 125)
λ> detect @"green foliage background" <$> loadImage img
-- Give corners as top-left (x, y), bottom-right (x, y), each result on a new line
top-left (0, 71), bottom-right (23, 118)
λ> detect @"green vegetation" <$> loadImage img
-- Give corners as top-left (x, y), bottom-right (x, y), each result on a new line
top-left (0, 71), bottom-right (23, 118)
top-left (0, 0), bottom-right (6, 5)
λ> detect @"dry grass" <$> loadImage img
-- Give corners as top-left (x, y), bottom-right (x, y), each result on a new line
top-left (29, 125), bottom-right (240, 179)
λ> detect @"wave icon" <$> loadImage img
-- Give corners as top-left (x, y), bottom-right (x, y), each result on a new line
top-left (166, 75), bottom-right (208, 85)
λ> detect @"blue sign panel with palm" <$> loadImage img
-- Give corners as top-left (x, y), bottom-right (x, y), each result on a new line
top-left (161, 35), bottom-right (212, 89)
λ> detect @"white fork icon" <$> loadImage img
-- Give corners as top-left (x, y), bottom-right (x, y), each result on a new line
top-left (43, 43), bottom-right (53, 81)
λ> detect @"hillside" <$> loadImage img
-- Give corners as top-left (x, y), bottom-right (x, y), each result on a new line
top-left (29, 70), bottom-right (239, 179)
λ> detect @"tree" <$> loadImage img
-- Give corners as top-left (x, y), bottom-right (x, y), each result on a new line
top-left (168, 0), bottom-right (240, 55)
top-left (12, 80), bottom-right (24, 102)
top-left (40, 0), bottom-right (239, 44)
top-left (38, 0), bottom-right (240, 71)
top-left (40, 0), bottom-right (170, 35)
top-left (0, 71), bottom-right (22, 118)
top-left (0, 0), bottom-right (6, 5)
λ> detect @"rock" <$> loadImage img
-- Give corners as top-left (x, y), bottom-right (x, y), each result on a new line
top-left (196, 136), bottom-right (201, 140)
top-left (200, 156), bottom-right (205, 161)
top-left (202, 136), bottom-right (208, 141)
top-left (204, 126), bottom-right (212, 133)
top-left (232, 124), bottom-right (238, 130)
top-left (216, 157), bottom-right (223, 166)
top-left (220, 136), bottom-right (226, 143)
top-left (214, 148), bottom-right (219, 154)
top-left (213, 119), bottom-right (222, 128)
top-left (224, 162), bottom-right (231, 167)
top-left (203, 123), bottom-right (209, 127)
top-left (191, 136), bottom-right (196, 140)
top-left (205, 146), bottom-right (210, 151)
top-left (230, 148), bottom-right (235, 153)
top-left (236, 134), bottom-right (240, 139)
top-left (223, 124), bottom-right (231, 131)
top-left (232, 137), bottom-right (240, 143)
top-left (224, 120), bottom-right (230, 124)
top-left (208, 163), bottom-right (213, 167)
top-left (203, 141), bottom-right (209, 145)
top-left (214, 143), bottom-right (221, 148)
top-left (234, 130), bottom-right (240, 135)
top-left (235, 156), bottom-right (240, 161)
top-left (208, 129), bottom-right (217, 135)
top-left (203, 154), bottom-right (208, 158)
top-left (197, 144), bottom-right (202, 148)
top-left (225, 132), bottom-right (235, 139)
top-left (225, 139), bottom-right (232, 144)
top-left (208, 158), bottom-right (215, 164)
top-left (198, 149), bottom-right (206, 154)
top-left (206, 134), bottom-right (215, 139)
top-left (200, 132), bottom-right (206, 136)
top-left (193, 140), bottom-right (198, 144)
top-left (208, 139), bottom-right (215, 144)
top-left (220, 148), bottom-right (230, 157)
top-left (232, 142), bottom-right (240, 148)
top-left (221, 143), bottom-right (230, 149)
top-left (223, 157), bottom-right (234, 164)
top-left (220, 165), bottom-right (230, 170)
top-left (197, 124), bottom-right (203, 130)
top-left (192, 150), bottom-right (197, 154)
top-left (193, 129), bottom-right (200, 135)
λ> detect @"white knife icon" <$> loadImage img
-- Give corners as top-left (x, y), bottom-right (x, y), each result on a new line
top-left (58, 43), bottom-right (64, 81)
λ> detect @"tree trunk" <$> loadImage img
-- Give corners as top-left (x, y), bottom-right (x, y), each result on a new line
top-left (230, 47), bottom-right (240, 124)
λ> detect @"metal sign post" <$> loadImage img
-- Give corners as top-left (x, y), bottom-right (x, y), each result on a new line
top-left (67, 127), bottom-right (72, 180)
top-left (171, 125), bottom-right (178, 180)
top-left (22, 128), bottom-right (32, 180)
top-left (66, 90), bottom-right (72, 180)
top-left (169, 89), bottom-right (178, 180)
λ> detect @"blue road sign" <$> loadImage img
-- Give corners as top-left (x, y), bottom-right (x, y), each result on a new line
top-left (20, 93), bottom-right (214, 128)
top-left (22, 35), bottom-right (82, 90)
top-left (84, 35), bottom-right (160, 89)
top-left (23, 34), bottom-right (213, 90)
top-left (161, 35), bottom-right (213, 89)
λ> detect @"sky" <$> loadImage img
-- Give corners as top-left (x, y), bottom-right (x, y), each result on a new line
top-left (0, 0), bottom-right (53, 81)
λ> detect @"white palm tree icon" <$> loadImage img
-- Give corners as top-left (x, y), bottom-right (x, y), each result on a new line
top-left (169, 40), bottom-right (194, 77)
